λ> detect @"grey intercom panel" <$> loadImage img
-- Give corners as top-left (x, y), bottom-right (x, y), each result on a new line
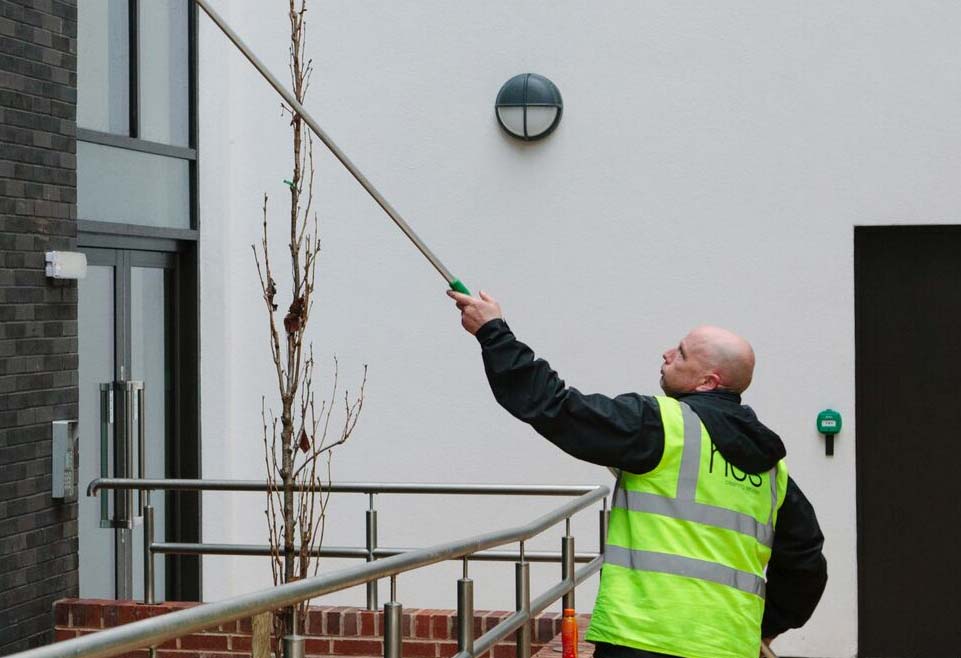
top-left (52, 419), bottom-right (79, 502)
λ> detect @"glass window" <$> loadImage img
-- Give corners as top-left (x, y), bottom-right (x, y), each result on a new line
top-left (77, 0), bottom-right (130, 135)
top-left (77, 141), bottom-right (190, 228)
top-left (139, 0), bottom-right (190, 146)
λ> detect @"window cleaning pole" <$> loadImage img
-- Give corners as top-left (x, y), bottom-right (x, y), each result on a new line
top-left (195, 0), bottom-right (471, 296)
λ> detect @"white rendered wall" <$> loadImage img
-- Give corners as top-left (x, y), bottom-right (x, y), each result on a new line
top-left (199, 3), bottom-right (961, 657)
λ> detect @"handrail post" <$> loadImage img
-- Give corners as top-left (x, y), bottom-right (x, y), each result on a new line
top-left (457, 557), bottom-right (474, 655)
top-left (561, 519), bottom-right (575, 611)
top-left (384, 576), bottom-right (402, 658)
top-left (366, 494), bottom-right (378, 610)
top-left (282, 608), bottom-right (305, 658)
top-left (515, 542), bottom-right (531, 658)
top-left (143, 490), bottom-right (155, 604)
top-left (283, 637), bottom-right (305, 658)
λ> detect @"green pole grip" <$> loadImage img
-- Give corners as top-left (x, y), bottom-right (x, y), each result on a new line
top-left (449, 278), bottom-right (472, 296)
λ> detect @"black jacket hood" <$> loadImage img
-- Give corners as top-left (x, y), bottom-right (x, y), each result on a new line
top-left (678, 390), bottom-right (786, 474)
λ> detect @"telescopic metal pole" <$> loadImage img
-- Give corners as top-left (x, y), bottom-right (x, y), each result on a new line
top-left (194, 0), bottom-right (471, 295)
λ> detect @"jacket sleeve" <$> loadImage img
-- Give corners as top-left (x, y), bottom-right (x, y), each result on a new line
top-left (476, 319), bottom-right (665, 473)
top-left (762, 476), bottom-right (828, 637)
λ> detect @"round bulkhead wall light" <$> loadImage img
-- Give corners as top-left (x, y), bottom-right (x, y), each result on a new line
top-left (495, 73), bottom-right (563, 141)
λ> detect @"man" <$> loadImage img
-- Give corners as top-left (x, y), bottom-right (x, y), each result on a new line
top-left (447, 290), bottom-right (827, 658)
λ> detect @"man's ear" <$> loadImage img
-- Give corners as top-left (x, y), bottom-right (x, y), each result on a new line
top-left (695, 372), bottom-right (721, 392)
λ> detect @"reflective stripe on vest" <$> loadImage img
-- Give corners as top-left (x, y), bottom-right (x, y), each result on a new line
top-left (604, 544), bottom-right (766, 597)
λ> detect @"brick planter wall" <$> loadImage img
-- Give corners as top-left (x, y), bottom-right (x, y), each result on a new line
top-left (55, 600), bottom-right (586, 658)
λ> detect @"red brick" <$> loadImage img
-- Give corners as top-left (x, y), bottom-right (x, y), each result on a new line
top-left (431, 613), bottom-right (453, 639)
top-left (306, 608), bottom-right (326, 635)
top-left (231, 635), bottom-right (252, 652)
top-left (399, 609), bottom-right (419, 638)
top-left (437, 641), bottom-right (460, 656)
top-left (342, 609), bottom-right (359, 636)
top-left (535, 616), bottom-right (559, 643)
top-left (102, 605), bottom-right (120, 628)
top-left (413, 611), bottom-right (432, 638)
top-left (54, 629), bottom-right (76, 641)
top-left (117, 603), bottom-right (171, 625)
top-left (305, 637), bottom-right (330, 655)
top-left (493, 642), bottom-right (517, 658)
top-left (402, 639), bottom-right (438, 658)
top-left (54, 602), bottom-right (70, 626)
top-left (114, 651), bottom-right (149, 658)
top-left (332, 638), bottom-right (383, 655)
top-left (157, 653), bottom-right (234, 658)
top-left (179, 634), bottom-right (230, 651)
top-left (71, 602), bottom-right (102, 629)
top-left (483, 612), bottom-right (510, 633)
top-left (473, 614), bottom-right (484, 638)
top-left (359, 610), bottom-right (379, 636)
top-left (326, 609), bottom-right (342, 635)
top-left (113, 602), bottom-right (138, 625)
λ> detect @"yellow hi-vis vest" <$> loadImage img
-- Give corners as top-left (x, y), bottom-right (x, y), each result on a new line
top-left (586, 396), bottom-right (789, 658)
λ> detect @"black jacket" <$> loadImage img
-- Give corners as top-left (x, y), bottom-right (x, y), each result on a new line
top-left (475, 320), bottom-right (827, 655)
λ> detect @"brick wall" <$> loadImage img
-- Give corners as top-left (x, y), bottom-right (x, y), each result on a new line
top-left (0, 0), bottom-right (79, 654)
top-left (54, 601), bottom-right (581, 658)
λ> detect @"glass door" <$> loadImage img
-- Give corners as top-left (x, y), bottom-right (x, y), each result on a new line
top-left (78, 248), bottom-right (175, 600)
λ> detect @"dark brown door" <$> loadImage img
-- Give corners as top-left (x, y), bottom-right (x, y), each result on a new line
top-left (855, 226), bottom-right (961, 657)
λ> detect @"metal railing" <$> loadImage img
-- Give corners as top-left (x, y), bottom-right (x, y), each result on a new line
top-left (87, 478), bottom-right (610, 609)
top-left (27, 479), bottom-right (609, 658)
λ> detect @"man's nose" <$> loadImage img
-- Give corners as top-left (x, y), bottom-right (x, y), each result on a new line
top-left (663, 349), bottom-right (674, 362)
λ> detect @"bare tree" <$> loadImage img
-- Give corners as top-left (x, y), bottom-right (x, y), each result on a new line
top-left (253, 0), bottom-right (366, 642)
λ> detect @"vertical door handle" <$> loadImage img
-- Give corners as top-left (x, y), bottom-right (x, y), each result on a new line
top-left (136, 382), bottom-right (145, 517)
top-left (99, 383), bottom-right (113, 528)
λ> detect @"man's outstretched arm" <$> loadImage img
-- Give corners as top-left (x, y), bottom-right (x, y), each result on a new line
top-left (447, 290), bottom-right (665, 473)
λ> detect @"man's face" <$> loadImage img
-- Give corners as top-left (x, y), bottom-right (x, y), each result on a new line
top-left (660, 333), bottom-right (711, 396)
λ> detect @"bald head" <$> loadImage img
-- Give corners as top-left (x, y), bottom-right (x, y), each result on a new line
top-left (660, 326), bottom-right (755, 396)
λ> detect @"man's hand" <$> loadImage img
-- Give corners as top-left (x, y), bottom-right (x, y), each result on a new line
top-left (759, 637), bottom-right (779, 658)
top-left (447, 289), bottom-right (503, 335)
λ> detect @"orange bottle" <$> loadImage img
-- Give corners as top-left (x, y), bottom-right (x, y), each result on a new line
top-left (561, 608), bottom-right (578, 658)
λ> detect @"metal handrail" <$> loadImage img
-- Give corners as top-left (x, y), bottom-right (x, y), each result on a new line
top-left (87, 478), bottom-right (600, 496)
top-left (20, 485), bottom-right (608, 658)
top-left (150, 542), bottom-right (600, 563)
top-left (90, 477), bottom-right (609, 611)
